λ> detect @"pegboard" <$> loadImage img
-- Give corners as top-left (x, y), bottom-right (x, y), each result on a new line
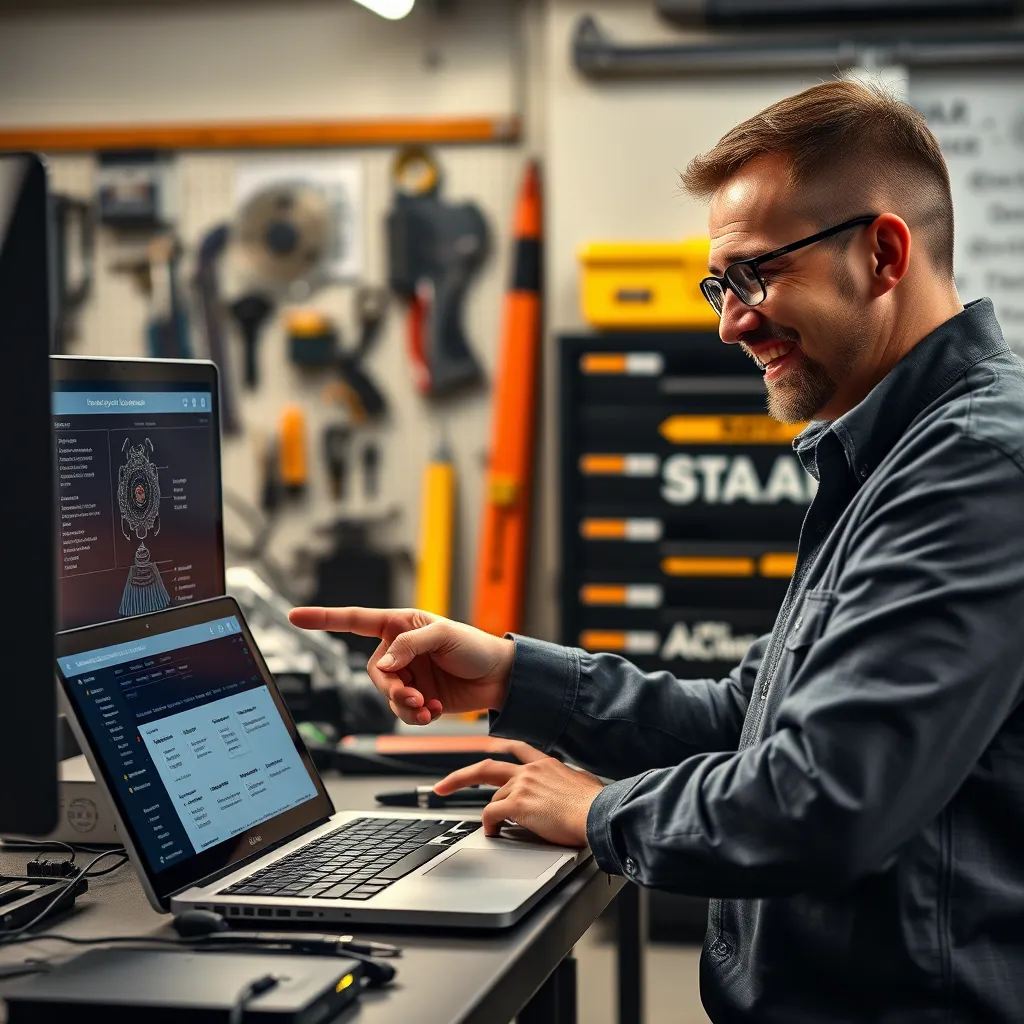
top-left (47, 143), bottom-right (524, 621)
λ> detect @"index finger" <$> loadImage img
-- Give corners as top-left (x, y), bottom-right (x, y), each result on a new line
top-left (434, 759), bottom-right (519, 795)
top-left (289, 606), bottom-right (391, 637)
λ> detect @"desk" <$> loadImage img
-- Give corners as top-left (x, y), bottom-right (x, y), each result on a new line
top-left (0, 775), bottom-right (626, 1024)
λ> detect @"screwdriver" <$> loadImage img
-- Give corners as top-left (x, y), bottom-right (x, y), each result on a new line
top-left (324, 424), bottom-right (352, 500)
top-left (230, 292), bottom-right (274, 389)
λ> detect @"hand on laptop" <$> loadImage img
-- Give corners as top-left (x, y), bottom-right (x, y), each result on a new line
top-left (434, 740), bottom-right (603, 847)
top-left (288, 606), bottom-right (514, 726)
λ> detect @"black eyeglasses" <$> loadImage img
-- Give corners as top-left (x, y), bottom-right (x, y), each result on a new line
top-left (699, 214), bottom-right (878, 317)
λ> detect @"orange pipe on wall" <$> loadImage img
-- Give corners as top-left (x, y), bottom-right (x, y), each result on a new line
top-left (0, 115), bottom-right (521, 153)
top-left (471, 161), bottom-right (542, 637)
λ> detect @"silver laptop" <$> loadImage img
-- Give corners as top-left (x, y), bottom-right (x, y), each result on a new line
top-left (55, 596), bottom-right (590, 928)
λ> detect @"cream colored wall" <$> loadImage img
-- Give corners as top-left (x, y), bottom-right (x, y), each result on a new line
top-left (2, 0), bottom-right (529, 625)
top-left (0, 2), bottom-right (518, 124)
top-left (529, 2), bottom-right (823, 640)
top-left (0, 0), bottom-right (877, 641)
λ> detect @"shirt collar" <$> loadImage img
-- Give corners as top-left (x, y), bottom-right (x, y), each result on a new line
top-left (793, 298), bottom-right (1008, 481)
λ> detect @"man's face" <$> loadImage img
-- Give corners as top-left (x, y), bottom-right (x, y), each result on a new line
top-left (707, 154), bottom-right (874, 423)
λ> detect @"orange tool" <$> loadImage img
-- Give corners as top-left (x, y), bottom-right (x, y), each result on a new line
top-left (471, 162), bottom-right (543, 637)
top-left (278, 404), bottom-right (308, 495)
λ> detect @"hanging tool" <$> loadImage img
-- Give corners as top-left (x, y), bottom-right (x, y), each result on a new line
top-left (414, 439), bottom-right (455, 617)
top-left (300, 511), bottom-right (410, 658)
top-left (337, 286), bottom-right (389, 418)
top-left (323, 424), bottom-right (353, 500)
top-left (317, 288), bottom-right (389, 422)
top-left (145, 234), bottom-right (192, 359)
top-left (228, 179), bottom-right (336, 389)
top-left (96, 151), bottom-right (172, 230)
top-left (278, 404), bottom-right (308, 496)
top-left (47, 194), bottom-right (94, 353)
top-left (287, 308), bottom-right (338, 368)
top-left (386, 147), bottom-right (487, 397)
top-left (234, 181), bottom-right (333, 300)
top-left (231, 292), bottom-right (274, 389)
top-left (362, 441), bottom-right (381, 500)
top-left (193, 223), bottom-right (241, 435)
top-left (260, 441), bottom-right (281, 514)
top-left (471, 161), bottom-right (543, 637)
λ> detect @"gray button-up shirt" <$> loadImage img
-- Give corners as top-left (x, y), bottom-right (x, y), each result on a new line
top-left (493, 299), bottom-right (1024, 1022)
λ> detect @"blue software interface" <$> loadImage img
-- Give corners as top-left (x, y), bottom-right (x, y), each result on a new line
top-left (53, 385), bottom-right (221, 630)
top-left (59, 615), bottom-right (318, 874)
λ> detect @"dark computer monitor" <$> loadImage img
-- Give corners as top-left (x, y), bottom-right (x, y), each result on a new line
top-left (0, 153), bottom-right (58, 834)
top-left (51, 356), bottom-right (226, 631)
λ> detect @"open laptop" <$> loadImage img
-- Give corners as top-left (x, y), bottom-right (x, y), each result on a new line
top-left (55, 596), bottom-right (591, 928)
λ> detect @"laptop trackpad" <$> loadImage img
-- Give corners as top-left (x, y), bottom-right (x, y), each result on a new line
top-left (426, 848), bottom-right (563, 880)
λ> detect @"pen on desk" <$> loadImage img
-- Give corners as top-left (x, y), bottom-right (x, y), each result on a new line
top-left (198, 932), bottom-right (402, 958)
top-left (375, 785), bottom-right (499, 809)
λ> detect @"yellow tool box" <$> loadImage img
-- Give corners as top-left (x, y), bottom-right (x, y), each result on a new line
top-left (578, 238), bottom-right (718, 330)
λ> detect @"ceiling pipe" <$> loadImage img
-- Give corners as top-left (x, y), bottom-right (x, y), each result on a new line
top-left (572, 14), bottom-right (1024, 78)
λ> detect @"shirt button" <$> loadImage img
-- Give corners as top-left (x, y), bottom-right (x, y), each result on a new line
top-left (859, 466), bottom-right (869, 479)
top-left (624, 857), bottom-right (637, 876)
top-left (794, 616), bottom-right (803, 630)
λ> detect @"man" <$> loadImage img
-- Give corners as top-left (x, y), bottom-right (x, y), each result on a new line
top-left (291, 80), bottom-right (1024, 1021)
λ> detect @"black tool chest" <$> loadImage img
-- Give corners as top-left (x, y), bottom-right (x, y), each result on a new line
top-left (558, 331), bottom-right (814, 681)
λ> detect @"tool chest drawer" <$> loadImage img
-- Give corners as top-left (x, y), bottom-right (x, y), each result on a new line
top-left (559, 332), bottom-right (810, 676)
top-left (572, 604), bottom-right (782, 679)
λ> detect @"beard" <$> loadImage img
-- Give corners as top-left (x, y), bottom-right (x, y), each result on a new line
top-left (766, 356), bottom-right (837, 423)
top-left (740, 322), bottom-right (839, 424)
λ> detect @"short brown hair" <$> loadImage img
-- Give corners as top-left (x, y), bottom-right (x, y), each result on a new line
top-left (682, 79), bottom-right (954, 277)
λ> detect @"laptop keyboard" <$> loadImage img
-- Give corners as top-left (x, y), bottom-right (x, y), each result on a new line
top-left (219, 816), bottom-right (482, 902)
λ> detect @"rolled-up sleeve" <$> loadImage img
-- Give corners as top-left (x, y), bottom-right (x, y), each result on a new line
top-left (585, 432), bottom-right (1024, 894)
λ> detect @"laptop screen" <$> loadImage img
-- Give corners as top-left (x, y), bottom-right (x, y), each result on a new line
top-left (52, 358), bottom-right (225, 630)
top-left (57, 598), bottom-right (331, 897)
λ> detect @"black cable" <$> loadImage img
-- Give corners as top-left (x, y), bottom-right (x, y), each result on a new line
top-left (0, 931), bottom-right (396, 986)
top-left (79, 851), bottom-right (127, 878)
top-left (0, 933), bottom-right (307, 958)
top-left (6, 839), bottom-right (125, 860)
top-left (9, 838), bottom-right (77, 865)
top-left (0, 849), bottom-right (129, 944)
top-left (228, 974), bottom-right (280, 1024)
top-left (85, 855), bottom-right (129, 878)
top-left (1, 846), bottom-right (125, 886)
top-left (0, 960), bottom-right (52, 980)
top-left (0, 932), bottom-right (191, 949)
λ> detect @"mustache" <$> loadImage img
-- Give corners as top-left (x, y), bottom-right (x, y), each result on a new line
top-left (739, 323), bottom-right (800, 368)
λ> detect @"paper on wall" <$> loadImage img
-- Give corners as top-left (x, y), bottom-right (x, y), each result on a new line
top-left (912, 75), bottom-right (1024, 355)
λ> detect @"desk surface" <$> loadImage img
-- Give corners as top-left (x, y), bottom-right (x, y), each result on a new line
top-left (0, 775), bottom-right (623, 1024)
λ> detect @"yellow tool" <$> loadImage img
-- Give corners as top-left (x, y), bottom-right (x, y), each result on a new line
top-left (414, 440), bottom-right (455, 617)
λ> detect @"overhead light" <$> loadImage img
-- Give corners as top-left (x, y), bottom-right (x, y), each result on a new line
top-left (352, 0), bottom-right (415, 19)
